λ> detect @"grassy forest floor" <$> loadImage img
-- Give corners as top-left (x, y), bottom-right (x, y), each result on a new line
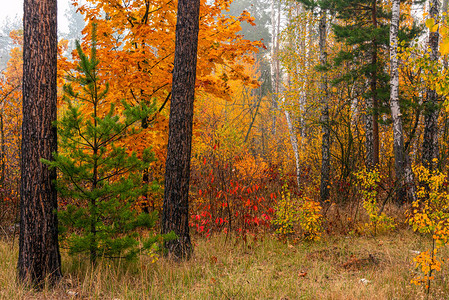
top-left (1, 229), bottom-right (449, 299)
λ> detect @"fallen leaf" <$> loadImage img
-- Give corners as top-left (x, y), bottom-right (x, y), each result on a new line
top-left (298, 271), bottom-right (307, 278)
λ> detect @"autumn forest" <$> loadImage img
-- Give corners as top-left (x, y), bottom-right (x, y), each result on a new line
top-left (1, 0), bottom-right (449, 298)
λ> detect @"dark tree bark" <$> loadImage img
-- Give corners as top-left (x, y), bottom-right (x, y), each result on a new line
top-left (18, 0), bottom-right (61, 287)
top-left (422, 0), bottom-right (440, 170)
top-left (319, 11), bottom-right (331, 204)
top-left (161, 0), bottom-right (200, 260)
top-left (369, 1), bottom-right (380, 169)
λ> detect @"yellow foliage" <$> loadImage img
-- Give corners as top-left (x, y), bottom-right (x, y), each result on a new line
top-left (272, 184), bottom-right (322, 240)
top-left (355, 168), bottom-right (396, 235)
top-left (409, 164), bottom-right (449, 292)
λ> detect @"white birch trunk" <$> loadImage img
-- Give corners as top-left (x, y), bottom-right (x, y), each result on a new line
top-left (283, 4), bottom-right (302, 192)
top-left (284, 105), bottom-right (301, 190)
top-left (390, 0), bottom-right (416, 203)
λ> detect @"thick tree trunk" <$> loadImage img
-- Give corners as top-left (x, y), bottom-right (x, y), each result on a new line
top-left (319, 11), bottom-right (330, 204)
top-left (161, 0), bottom-right (200, 260)
top-left (390, 0), bottom-right (416, 204)
top-left (422, 0), bottom-right (440, 170)
top-left (18, 0), bottom-right (62, 286)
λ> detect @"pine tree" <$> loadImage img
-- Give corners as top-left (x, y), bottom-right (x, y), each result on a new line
top-left (18, 0), bottom-right (62, 287)
top-left (328, 0), bottom-right (389, 169)
top-left (44, 28), bottom-right (173, 265)
top-left (162, 0), bottom-right (201, 260)
top-left (321, 0), bottom-right (420, 169)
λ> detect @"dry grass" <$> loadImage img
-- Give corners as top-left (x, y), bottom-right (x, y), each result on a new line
top-left (1, 229), bottom-right (448, 299)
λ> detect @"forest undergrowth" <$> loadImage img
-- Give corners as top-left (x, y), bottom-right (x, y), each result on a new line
top-left (1, 204), bottom-right (448, 300)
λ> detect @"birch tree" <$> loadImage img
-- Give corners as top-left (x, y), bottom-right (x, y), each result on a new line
top-left (389, 0), bottom-right (415, 204)
top-left (270, 0), bottom-right (281, 135)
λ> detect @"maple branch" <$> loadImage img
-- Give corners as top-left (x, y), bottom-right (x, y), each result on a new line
top-left (142, 0), bottom-right (150, 25)
top-left (147, 92), bottom-right (171, 126)
top-left (145, 0), bottom-right (173, 19)
top-left (149, 83), bottom-right (169, 98)
top-left (129, 88), bottom-right (138, 106)
top-left (0, 84), bottom-right (20, 105)
top-left (148, 52), bottom-right (174, 71)
top-left (124, 0), bottom-right (174, 28)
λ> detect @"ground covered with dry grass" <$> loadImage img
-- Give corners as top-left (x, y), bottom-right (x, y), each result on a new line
top-left (1, 229), bottom-right (448, 299)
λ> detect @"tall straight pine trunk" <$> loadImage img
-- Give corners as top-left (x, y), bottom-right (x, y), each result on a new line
top-left (161, 0), bottom-right (200, 260)
top-left (319, 11), bottom-right (331, 204)
top-left (389, 0), bottom-right (415, 204)
top-left (367, 1), bottom-right (380, 169)
top-left (18, 0), bottom-right (62, 286)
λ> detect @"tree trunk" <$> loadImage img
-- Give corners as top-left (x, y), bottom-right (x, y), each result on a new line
top-left (365, 89), bottom-right (375, 169)
top-left (319, 11), bottom-right (331, 204)
top-left (161, 0), bottom-right (200, 260)
top-left (18, 0), bottom-right (62, 286)
top-left (422, 0), bottom-right (440, 170)
top-left (370, 1), bottom-right (380, 169)
top-left (0, 111), bottom-right (5, 186)
top-left (285, 109), bottom-right (301, 189)
top-left (390, 0), bottom-right (416, 204)
top-left (284, 71), bottom-right (301, 192)
top-left (270, 0), bottom-right (278, 135)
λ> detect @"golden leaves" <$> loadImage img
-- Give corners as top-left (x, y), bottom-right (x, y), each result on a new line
top-left (425, 18), bottom-right (439, 33)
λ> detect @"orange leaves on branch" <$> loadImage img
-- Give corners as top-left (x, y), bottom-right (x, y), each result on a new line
top-left (238, 10), bottom-right (256, 26)
top-left (61, 0), bottom-right (262, 184)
